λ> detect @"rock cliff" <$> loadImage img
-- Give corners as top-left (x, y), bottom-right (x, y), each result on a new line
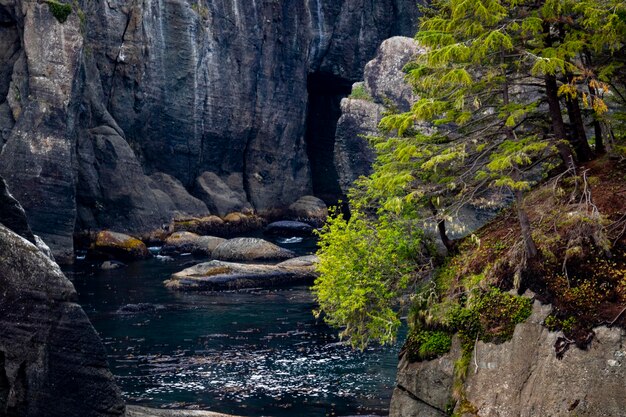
top-left (0, 175), bottom-right (126, 417)
top-left (390, 301), bottom-right (626, 417)
top-left (0, 0), bottom-right (419, 261)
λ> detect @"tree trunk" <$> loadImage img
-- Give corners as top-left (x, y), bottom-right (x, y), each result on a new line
top-left (429, 199), bottom-right (455, 254)
top-left (594, 119), bottom-right (605, 154)
top-left (565, 94), bottom-right (594, 162)
top-left (515, 190), bottom-right (538, 259)
top-left (545, 73), bottom-right (576, 171)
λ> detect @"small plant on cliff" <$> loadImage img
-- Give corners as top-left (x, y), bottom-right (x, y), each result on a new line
top-left (349, 84), bottom-right (373, 102)
top-left (45, 0), bottom-right (73, 23)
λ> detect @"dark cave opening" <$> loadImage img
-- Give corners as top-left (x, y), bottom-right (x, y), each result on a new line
top-left (305, 72), bottom-right (352, 206)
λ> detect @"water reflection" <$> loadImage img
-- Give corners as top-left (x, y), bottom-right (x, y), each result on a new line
top-left (67, 235), bottom-right (401, 417)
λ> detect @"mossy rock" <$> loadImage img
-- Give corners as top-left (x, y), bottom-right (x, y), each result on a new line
top-left (90, 231), bottom-right (151, 261)
top-left (45, 0), bottom-right (72, 23)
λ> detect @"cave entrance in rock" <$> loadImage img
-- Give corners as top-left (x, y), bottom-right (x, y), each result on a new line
top-left (305, 73), bottom-right (352, 206)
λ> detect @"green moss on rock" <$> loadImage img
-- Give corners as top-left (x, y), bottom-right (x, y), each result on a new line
top-left (45, 0), bottom-right (73, 23)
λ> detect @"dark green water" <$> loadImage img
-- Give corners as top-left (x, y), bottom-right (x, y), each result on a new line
top-left (66, 236), bottom-right (402, 417)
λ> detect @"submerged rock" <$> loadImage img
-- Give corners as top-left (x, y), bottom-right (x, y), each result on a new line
top-left (264, 221), bottom-right (315, 237)
top-left (90, 231), bottom-right (151, 261)
top-left (100, 260), bottom-right (127, 270)
top-left (161, 231), bottom-right (225, 257)
top-left (212, 237), bottom-right (295, 262)
top-left (164, 255), bottom-right (319, 291)
top-left (0, 224), bottom-right (125, 417)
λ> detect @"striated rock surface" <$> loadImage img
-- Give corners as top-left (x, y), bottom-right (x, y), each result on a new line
top-left (0, 0), bottom-right (419, 261)
top-left (0, 223), bottom-right (126, 417)
top-left (212, 237), bottom-right (295, 262)
top-left (165, 255), bottom-right (319, 291)
top-left (390, 301), bottom-right (626, 417)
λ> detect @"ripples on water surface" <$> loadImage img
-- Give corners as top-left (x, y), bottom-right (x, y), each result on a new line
top-left (67, 236), bottom-right (403, 417)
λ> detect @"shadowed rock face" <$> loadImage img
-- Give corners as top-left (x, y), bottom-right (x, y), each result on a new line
top-left (0, 0), bottom-right (419, 261)
top-left (0, 198), bottom-right (125, 416)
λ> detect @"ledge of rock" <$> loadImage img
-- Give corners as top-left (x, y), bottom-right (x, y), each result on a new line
top-left (212, 237), bottom-right (295, 262)
top-left (164, 255), bottom-right (319, 291)
top-left (161, 232), bottom-right (226, 257)
top-left (126, 406), bottom-right (237, 417)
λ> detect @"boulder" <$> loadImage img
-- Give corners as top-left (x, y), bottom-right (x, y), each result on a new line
top-left (288, 196), bottom-right (328, 225)
top-left (164, 255), bottom-right (319, 291)
top-left (150, 172), bottom-right (211, 218)
top-left (194, 172), bottom-right (252, 217)
top-left (364, 36), bottom-right (423, 111)
top-left (161, 231), bottom-right (225, 256)
top-left (264, 220), bottom-right (315, 237)
top-left (90, 231), bottom-right (151, 261)
top-left (0, 224), bottom-right (125, 417)
top-left (212, 237), bottom-right (295, 262)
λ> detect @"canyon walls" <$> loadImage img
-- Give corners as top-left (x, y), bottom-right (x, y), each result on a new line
top-left (0, 0), bottom-right (419, 261)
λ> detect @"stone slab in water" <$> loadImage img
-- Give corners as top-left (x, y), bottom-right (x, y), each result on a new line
top-left (264, 220), bottom-right (315, 236)
top-left (126, 406), bottom-right (237, 417)
top-left (165, 256), bottom-right (319, 291)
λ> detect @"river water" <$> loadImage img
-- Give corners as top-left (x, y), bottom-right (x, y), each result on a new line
top-left (66, 236), bottom-right (403, 417)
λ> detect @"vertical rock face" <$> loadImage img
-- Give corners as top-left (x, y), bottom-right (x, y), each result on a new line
top-left (334, 36), bottom-right (422, 194)
top-left (0, 0), bottom-right (419, 261)
top-left (0, 176), bottom-right (125, 417)
top-left (389, 302), bottom-right (626, 417)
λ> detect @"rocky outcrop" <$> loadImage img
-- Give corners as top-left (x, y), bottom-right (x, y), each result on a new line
top-left (390, 301), bottom-right (626, 417)
top-left (334, 36), bottom-right (422, 194)
top-left (0, 0), bottom-right (419, 261)
top-left (212, 237), bottom-right (295, 262)
top-left (164, 255), bottom-right (319, 291)
top-left (0, 223), bottom-right (126, 417)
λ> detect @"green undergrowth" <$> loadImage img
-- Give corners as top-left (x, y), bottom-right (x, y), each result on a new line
top-left (349, 83), bottom-right (373, 102)
top-left (404, 158), bottom-right (626, 367)
top-left (45, 0), bottom-right (72, 23)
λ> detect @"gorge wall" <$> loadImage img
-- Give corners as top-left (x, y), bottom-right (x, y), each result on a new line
top-left (0, 175), bottom-right (126, 417)
top-left (0, 0), bottom-right (419, 262)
